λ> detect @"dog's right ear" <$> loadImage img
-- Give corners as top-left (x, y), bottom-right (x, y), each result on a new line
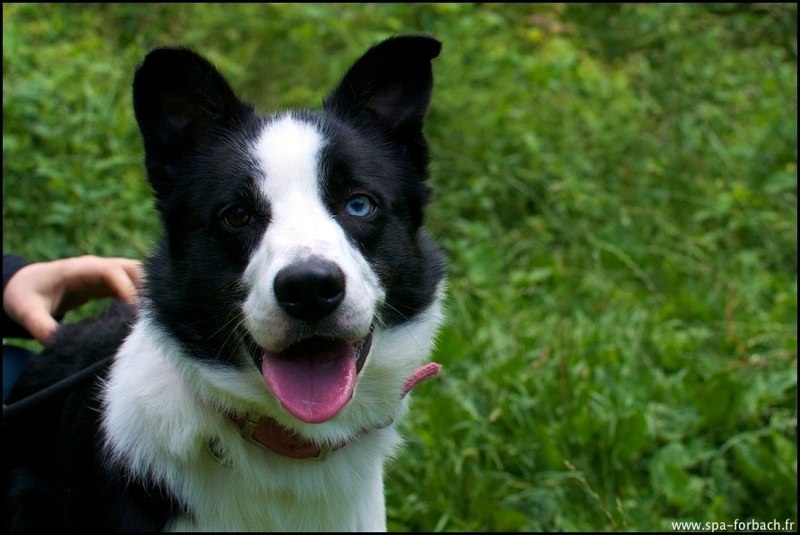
top-left (133, 47), bottom-right (252, 194)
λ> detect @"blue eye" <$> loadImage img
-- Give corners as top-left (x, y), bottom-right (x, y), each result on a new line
top-left (345, 194), bottom-right (376, 218)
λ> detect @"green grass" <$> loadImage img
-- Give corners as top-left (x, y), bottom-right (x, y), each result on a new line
top-left (3, 3), bottom-right (796, 531)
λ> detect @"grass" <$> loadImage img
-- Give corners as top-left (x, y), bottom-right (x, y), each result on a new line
top-left (3, 3), bottom-right (796, 531)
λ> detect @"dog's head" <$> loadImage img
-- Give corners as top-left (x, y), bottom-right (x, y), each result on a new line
top-left (132, 37), bottom-right (445, 432)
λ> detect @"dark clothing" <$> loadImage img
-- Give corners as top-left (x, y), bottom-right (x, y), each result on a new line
top-left (3, 254), bottom-right (36, 402)
top-left (3, 254), bottom-right (32, 339)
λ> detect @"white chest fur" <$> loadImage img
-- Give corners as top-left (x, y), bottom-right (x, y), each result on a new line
top-left (101, 321), bottom-right (402, 531)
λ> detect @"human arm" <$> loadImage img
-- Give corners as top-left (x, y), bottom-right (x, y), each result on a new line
top-left (2, 255), bottom-right (142, 345)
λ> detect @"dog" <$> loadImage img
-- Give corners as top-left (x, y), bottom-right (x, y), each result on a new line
top-left (4, 35), bottom-right (446, 531)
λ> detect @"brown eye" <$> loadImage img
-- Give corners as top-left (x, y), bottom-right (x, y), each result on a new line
top-left (221, 204), bottom-right (253, 228)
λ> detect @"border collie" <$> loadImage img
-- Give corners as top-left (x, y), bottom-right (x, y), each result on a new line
top-left (4, 35), bottom-right (446, 531)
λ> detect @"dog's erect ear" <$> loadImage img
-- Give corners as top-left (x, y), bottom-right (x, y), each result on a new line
top-left (133, 47), bottom-right (252, 187)
top-left (323, 36), bottom-right (441, 138)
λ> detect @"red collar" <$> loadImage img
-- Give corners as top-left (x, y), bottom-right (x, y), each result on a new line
top-left (228, 363), bottom-right (441, 460)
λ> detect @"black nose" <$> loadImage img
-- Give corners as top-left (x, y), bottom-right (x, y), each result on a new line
top-left (273, 258), bottom-right (346, 322)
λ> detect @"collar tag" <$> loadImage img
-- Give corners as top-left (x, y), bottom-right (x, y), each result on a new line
top-left (240, 418), bottom-right (259, 444)
top-left (314, 443), bottom-right (334, 461)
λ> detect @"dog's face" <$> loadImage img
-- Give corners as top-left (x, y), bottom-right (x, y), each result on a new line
top-left (133, 37), bottom-right (445, 428)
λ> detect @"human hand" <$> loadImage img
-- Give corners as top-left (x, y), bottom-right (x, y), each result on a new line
top-left (3, 255), bottom-right (143, 345)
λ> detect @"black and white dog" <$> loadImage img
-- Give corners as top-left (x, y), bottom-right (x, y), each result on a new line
top-left (4, 35), bottom-right (446, 531)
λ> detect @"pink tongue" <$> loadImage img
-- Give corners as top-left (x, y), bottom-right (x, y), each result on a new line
top-left (262, 340), bottom-right (356, 424)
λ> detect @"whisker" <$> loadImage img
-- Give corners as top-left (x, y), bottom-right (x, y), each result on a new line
top-left (377, 301), bottom-right (445, 356)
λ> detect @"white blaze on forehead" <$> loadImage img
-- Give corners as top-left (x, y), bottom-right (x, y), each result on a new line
top-left (254, 114), bottom-right (325, 213)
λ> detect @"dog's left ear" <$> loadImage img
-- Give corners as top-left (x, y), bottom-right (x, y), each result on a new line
top-left (324, 35), bottom-right (441, 139)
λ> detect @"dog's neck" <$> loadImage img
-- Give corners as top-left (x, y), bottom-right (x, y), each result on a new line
top-left (229, 362), bottom-right (441, 460)
top-left (228, 412), bottom-right (356, 459)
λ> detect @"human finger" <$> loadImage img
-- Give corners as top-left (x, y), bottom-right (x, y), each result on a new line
top-left (101, 260), bottom-right (142, 304)
top-left (15, 296), bottom-right (60, 345)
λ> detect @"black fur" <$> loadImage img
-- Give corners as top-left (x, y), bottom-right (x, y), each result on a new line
top-left (4, 302), bottom-right (178, 531)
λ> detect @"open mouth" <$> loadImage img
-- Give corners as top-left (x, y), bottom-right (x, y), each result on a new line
top-left (261, 328), bottom-right (373, 424)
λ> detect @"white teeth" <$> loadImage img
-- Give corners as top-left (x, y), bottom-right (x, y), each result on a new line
top-left (353, 324), bottom-right (374, 353)
top-left (354, 337), bottom-right (366, 358)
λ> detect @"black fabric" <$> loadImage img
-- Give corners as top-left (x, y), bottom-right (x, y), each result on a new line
top-left (3, 255), bottom-right (31, 340)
